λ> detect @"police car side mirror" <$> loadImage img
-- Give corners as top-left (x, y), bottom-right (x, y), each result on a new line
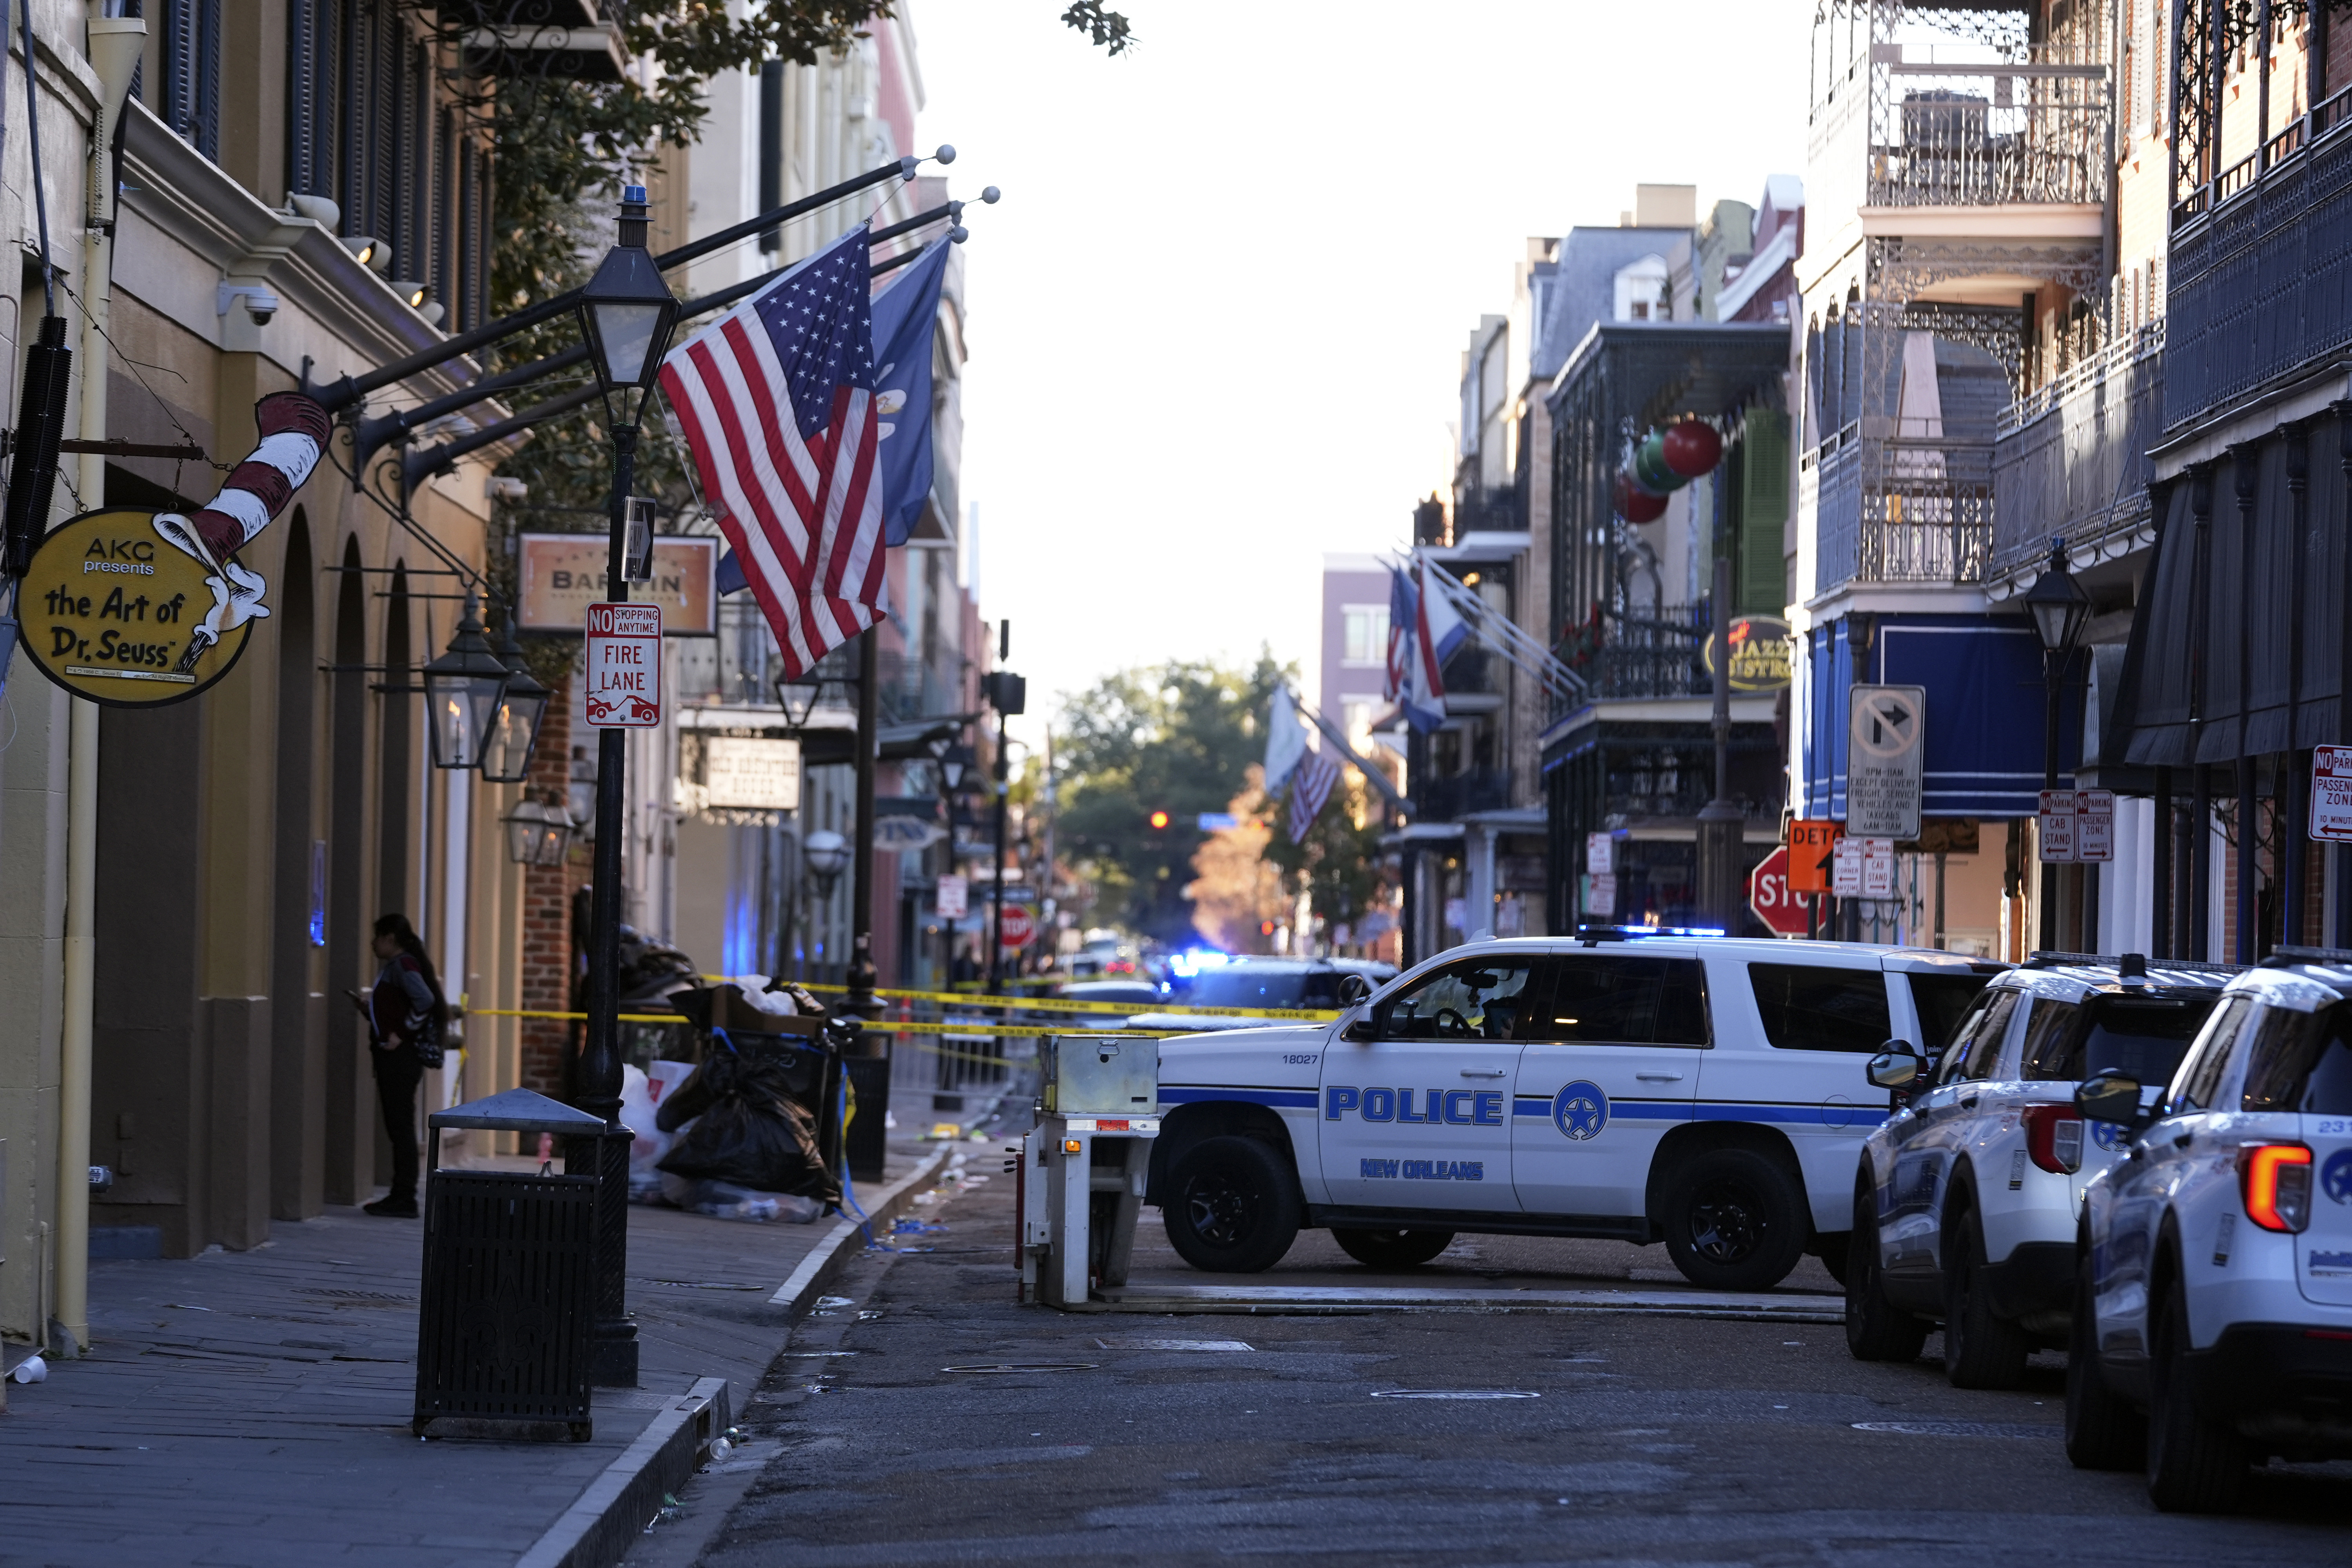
top-left (1336, 973), bottom-right (1373, 1007)
top-left (2074, 1072), bottom-right (2145, 1127)
top-left (1341, 1016), bottom-right (1377, 1043)
top-left (1866, 1041), bottom-right (1923, 1091)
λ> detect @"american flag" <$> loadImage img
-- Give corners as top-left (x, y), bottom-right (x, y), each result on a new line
top-left (1287, 751), bottom-right (1342, 842)
top-left (659, 228), bottom-right (884, 675)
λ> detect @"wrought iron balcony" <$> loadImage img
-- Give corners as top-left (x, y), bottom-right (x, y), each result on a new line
top-left (2167, 82), bottom-right (2352, 429)
top-left (1808, 429), bottom-right (1994, 594)
top-left (1418, 768), bottom-right (1512, 822)
top-left (1992, 320), bottom-right (2163, 580)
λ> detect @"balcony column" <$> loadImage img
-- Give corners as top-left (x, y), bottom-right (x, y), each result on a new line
top-left (2153, 766), bottom-right (2173, 958)
top-left (2337, 405), bottom-right (2352, 946)
top-left (1696, 556), bottom-right (1744, 932)
top-left (2235, 446), bottom-right (2261, 962)
top-left (1464, 823), bottom-right (1496, 940)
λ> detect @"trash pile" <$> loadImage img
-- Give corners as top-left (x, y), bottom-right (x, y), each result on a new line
top-left (620, 980), bottom-right (848, 1224)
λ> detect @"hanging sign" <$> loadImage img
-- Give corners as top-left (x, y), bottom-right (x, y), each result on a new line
top-left (1847, 684), bottom-right (1925, 840)
top-left (1701, 615), bottom-right (1792, 692)
top-left (2076, 789), bottom-right (2115, 862)
top-left (584, 602), bottom-right (662, 727)
top-left (702, 735), bottom-right (800, 810)
top-left (2313, 746), bottom-right (2352, 842)
top-left (2038, 788), bottom-right (2078, 863)
top-left (517, 533), bottom-right (717, 635)
top-left (14, 508), bottom-right (252, 706)
top-left (936, 874), bottom-right (969, 918)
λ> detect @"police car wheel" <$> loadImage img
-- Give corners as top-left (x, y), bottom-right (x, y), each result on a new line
top-left (1661, 1149), bottom-right (1807, 1291)
top-left (1846, 1181), bottom-right (1929, 1363)
top-left (1943, 1204), bottom-right (2031, 1390)
top-left (2064, 1247), bottom-right (2144, 1471)
top-left (1332, 1227), bottom-right (1455, 1269)
top-left (2146, 1272), bottom-right (2247, 1512)
top-left (1161, 1136), bottom-right (1301, 1274)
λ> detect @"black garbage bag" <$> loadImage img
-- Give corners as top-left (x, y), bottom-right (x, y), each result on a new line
top-left (655, 1040), bottom-right (839, 1205)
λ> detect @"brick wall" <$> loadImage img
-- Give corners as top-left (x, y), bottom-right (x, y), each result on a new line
top-left (519, 671), bottom-right (583, 1096)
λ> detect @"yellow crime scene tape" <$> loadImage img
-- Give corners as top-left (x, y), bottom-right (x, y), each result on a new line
top-left (785, 980), bottom-right (1341, 1022)
top-left (463, 1007), bottom-right (1183, 1040)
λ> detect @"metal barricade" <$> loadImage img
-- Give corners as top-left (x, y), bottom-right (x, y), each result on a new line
top-left (413, 1088), bottom-right (608, 1441)
top-left (1018, 1036), bottom-right (1160, 1308)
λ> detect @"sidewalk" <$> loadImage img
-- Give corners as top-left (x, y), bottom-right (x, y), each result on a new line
top-left (0, 1142), bottom-right (962, 1568)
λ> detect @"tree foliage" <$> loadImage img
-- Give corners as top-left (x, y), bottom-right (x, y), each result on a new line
top-left (1056, 654), bottom-right (1286, 945)
top-left (1263, 777), bottom-right (1385, 934)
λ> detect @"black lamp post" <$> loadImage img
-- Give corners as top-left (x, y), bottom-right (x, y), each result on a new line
top-left (480, 622), bottom-right (553, 785)
top-left (572, 182), bottom-right (680, 1389)
top-left (421, 593), bottom-right (511, 771)
top-left (775, 668), bottom-right (824, 730)
top-left (2021, 538), bottom-right (2092, 951)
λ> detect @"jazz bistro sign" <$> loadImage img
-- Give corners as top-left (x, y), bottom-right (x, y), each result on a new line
top-left (1699, 615), bottom-right (1791, 692)
top-left (515, 532), bottom-right (716, 635)
top-left (17, 509), bottom-right (249, 706)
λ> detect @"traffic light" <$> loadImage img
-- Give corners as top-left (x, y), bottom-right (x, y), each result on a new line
top-left (1147, 809), bottom-right (1170, 830)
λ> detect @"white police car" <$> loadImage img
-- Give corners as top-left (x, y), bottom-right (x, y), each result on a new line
top-left (1844, 954), bottom-right (2232, 1387)
top-left (1144, 928), bottom-right (2000, 1289)
top-left (2065, 948), bottom-right (2352, 1512)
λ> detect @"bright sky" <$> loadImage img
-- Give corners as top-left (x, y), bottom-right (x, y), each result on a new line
top-left (914, 0), bottom-right (1811, 749)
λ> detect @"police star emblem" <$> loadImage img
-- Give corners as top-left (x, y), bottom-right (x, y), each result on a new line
top-left (1553, 1080), bottom-right (1608, 1141)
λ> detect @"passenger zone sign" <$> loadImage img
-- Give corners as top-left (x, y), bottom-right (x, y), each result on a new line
top-left (2312, 746), bottom-right (2352, 841)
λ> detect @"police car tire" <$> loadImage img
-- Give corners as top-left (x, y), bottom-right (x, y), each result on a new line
top-left (1942, 1205), bottom-right (2031, 1390)
top-left (2063, 1249), bottom-right (2144, 1472)
top-left (1660, 1148), bottom-right (1808, 1292)
top-left (1161, 1136), bottom-right (1301, 1274)
top-left (1331, 1227), bottom-right (1455, 1269)
top-left (1846, 1182), bottom-right (1929, 1362)
top-left (2145, 1273), bottom-right (2247, 1513)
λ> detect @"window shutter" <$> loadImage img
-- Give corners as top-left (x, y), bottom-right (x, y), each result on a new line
top-left (1739, 410), bottom-right (1790, 613)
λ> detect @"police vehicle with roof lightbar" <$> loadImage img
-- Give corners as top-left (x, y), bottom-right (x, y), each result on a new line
top-left (1145, 926), bottom-right (2002, 1289)
top-left (2065, 947), bottom-right (2352, 1512)
top-left (1843, 952), bottom-right (2234, 1388)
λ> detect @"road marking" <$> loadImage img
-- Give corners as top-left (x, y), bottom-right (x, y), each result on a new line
top-left (1371, 1389), bottom-right (1540, 1400)
top-left (1851, 1421), bottom-right (2060, 1439)
top-left (1094, 1337), bottom-right (1255, 1351)
top-left (1092, 1282), bottom-right (1843, 1323)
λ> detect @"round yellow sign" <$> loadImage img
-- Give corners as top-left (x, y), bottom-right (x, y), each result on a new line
top-left (14, 507), bottom-right (254, 706)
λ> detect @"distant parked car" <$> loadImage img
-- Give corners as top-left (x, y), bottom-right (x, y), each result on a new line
top-left (1058, 980), bottom-right (1163, 1030)
top-left (1132, 957), bottom-right (1397, 1033)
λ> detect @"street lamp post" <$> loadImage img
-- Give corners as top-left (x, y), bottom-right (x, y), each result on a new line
top-left (572, 182), bottom-right (680, 1388)
top-left (1694, 555), bottom-right (1743, 933)
top-left (2021, 539), bottom-right (2092, 952)
top-left (420, 593), bottom-right (512, 771)
top-left (980, 624), bottom-right (1024, 993)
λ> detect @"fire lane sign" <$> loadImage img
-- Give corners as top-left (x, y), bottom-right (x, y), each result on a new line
top-left (585, 602), bottom-right (662, 727)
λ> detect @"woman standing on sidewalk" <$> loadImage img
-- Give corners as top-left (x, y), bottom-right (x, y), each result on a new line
top-left (349, 914), bottom-right (446, 1218)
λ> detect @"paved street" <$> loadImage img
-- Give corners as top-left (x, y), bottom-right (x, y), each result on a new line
top-left (646, 1158), bottom-right (2352, 1568)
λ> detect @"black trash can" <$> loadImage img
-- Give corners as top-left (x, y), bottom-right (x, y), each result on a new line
top-left (412, 1087), bottom-right (610, 1441)
top-left (843, 1053), bottom-right (891, 1185)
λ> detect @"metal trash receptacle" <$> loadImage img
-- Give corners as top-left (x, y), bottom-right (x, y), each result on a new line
top-left (843, 1053), bottom-right (891, 1184)
top-left (413, 1087), bottom-right (609, 1441)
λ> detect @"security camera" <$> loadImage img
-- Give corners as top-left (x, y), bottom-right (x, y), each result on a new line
top-left (218, 282), bottom-right (280, 326)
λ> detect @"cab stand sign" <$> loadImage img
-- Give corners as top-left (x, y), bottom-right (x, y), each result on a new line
top-left (16, 509), bottom-right (252, 706)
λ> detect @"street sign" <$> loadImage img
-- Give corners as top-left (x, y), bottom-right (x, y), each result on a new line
top-left (1847, 684), bottom-right (1925, 840)
top-left (1586, 831), bottom-right (1617, 875)
top-left (996, 902), bottom-right (1038, 948)
top-left (1861, 837), bottom-right (1896, 898)
top-left (936, 874), bottom-right (968, 919)
top-left (1701, 615), bottom-right (1793, 692)
top-left (2038, 788), bottom-right (2078, 862)
top-left (584, 602), bottom-right (662, 726)
top-left (2316, 747), bottom-right (2352, 841)
top-left (1788, 820), bottom-right (1843, 895)
top-left (1832, 835), bottom-right (1864, 897)
top-left (517, 533), bottom-right (717, 634)
top-left (1586, 873), bottom-right (1618, 915)
top-left (1748, 846), bottom-right (1808, 936)
top-left (2076, 789), bottom-right (2115, 862)
top-left (701, 735), bottom-right (799, 810)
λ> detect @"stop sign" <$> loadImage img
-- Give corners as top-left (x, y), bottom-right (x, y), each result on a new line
top-left (1748, 846), bottom-right (1809, 937)
top-left (995, 902), bottom-right (1038, 948)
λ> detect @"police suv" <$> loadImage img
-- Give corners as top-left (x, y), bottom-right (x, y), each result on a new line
top-left (1144, 929), bottom-right (1999, 1290)
top-left (2066, 949), bottom-right (2352, 1512)
top-left (1844, 955), bottom-right (2232, 1388)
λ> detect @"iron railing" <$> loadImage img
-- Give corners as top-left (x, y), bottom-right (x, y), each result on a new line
top-left (1992, 319), bottom-right (2163, 579)
top-left (1419, 768), bottom-right (1512, 821)
top-left (1864, 65), bottom-right (2110, 208)
top-left (1812, 433), bottom-right (1994, 593)
top-left (2168, 81), bottom-right (2352, 428)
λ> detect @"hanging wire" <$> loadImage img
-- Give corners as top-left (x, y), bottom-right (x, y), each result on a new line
top-left (18, 0), bottom-right (55, 315)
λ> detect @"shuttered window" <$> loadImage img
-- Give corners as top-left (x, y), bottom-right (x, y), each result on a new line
top-left (158, 0), bottom-right (221, 159)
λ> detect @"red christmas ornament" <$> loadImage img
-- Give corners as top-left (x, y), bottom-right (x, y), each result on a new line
top-left (1615, 472), bottom-right (1668, 523)
top-left (1661, 419), bottom-right (1723, 477)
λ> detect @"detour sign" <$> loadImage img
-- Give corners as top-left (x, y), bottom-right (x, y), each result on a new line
top-left (15, 508), bottom-right (250, 706)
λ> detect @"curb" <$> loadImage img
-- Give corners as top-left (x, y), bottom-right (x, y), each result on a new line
top-left (515, 1376), bottom-right (729, 1568)
top-left (768, 1145), bottom-right (955, 1308)
top-left (516, 1148), bottom-right (955, 1568)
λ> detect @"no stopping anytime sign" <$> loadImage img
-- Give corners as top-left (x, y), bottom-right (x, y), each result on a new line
top-left (585, 602), bottom-right (662, 727)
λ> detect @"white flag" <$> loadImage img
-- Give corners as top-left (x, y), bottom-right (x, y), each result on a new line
top-left (1265, 686), bottom-right (1308, 793)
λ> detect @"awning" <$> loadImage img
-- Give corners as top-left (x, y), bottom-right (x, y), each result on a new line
top-left (1803, 615), bottom-right (2070, 819)
top-left (2113, 436), bottom-right (2346, 768)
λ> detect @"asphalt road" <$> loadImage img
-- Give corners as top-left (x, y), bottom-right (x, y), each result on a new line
top-left (641, 1159), bottom-right (2352, 1567)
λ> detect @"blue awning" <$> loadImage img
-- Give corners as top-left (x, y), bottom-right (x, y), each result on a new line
top-left (1804, 614), bottom-right (2074, 820)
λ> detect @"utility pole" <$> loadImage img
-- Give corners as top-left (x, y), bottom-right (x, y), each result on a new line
top-left (846, 629), bottom-right (880, 1021)
top-left (983, 622), bottom-right (1024, 993)
top-left (1695, 555), bottom-right (1744, 931)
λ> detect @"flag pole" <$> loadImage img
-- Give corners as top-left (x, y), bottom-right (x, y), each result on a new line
top-left (846, 627), bottom-right (881, 1022)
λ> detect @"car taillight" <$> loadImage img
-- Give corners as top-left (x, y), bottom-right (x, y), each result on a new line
top-left (2023, 1103), bottom-right (2083, 1174)
top-left (2240, 1143), bottom-right (2314, 1233)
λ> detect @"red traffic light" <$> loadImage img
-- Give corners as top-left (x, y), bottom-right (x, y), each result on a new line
top-left (1147, 810), bottom-right (1171, 830)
